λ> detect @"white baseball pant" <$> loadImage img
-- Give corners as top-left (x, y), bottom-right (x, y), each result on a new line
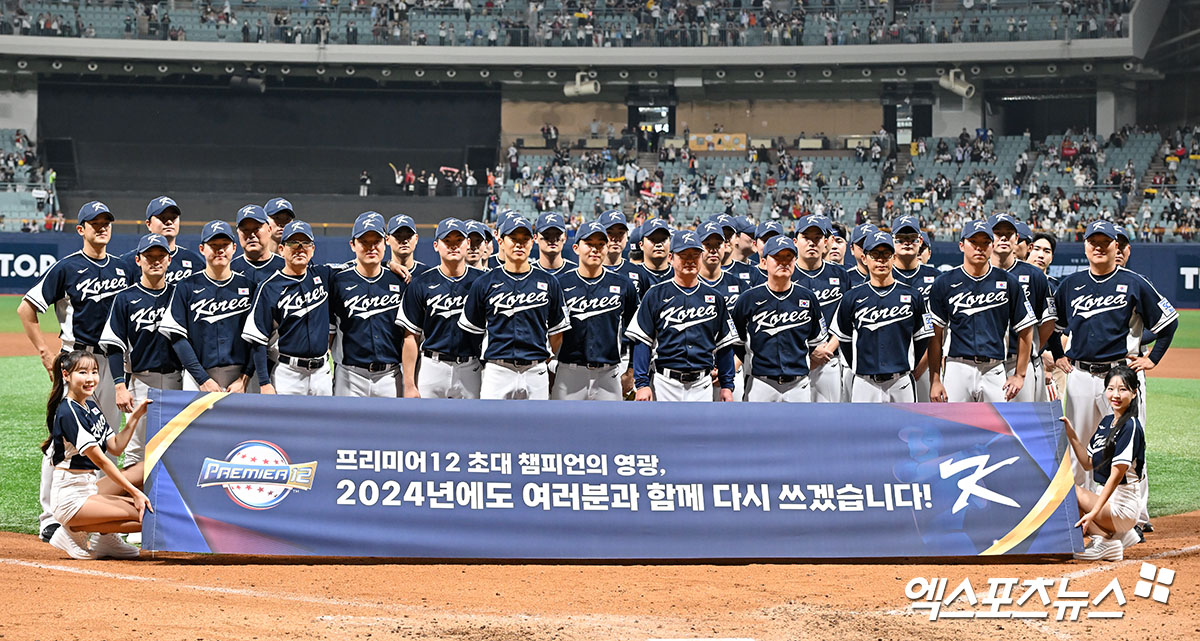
top-left (1062, 365), bottom-right (1116, 488)
top-left (1004, 357), bottom-right (1040, 403)
top-left (417, 356), bottom-right (482, 399)
top-left (124, 370), bottom-right (183, 465)
top-left (481, 361), bottom-right (550, 400)
top-left (1136, 367), bottom-right (1150, 525)
top-left (651, 369), bottom-right (714, 402)
top-left (183, 365), bottom-right (261, 393)
top-left (273, 359), bottom-right (333, 396)
top-left (851, 372), bottom-right (916, 403)
top-left (809, 356), bottom-right (844, 403)
top-left (942, 358), bottom-right (1007, 403)
top-left (551, 363), bottom-right (623, 400)
top-left (745, 375), bottom-right (811, 402)
top-left (335, 364), bottom-right (399, 398)
top-left (914, 370), bottom-right (932, 402)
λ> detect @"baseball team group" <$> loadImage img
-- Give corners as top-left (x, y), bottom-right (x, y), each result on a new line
top-left (21, 194), bottom-right (1178, 562)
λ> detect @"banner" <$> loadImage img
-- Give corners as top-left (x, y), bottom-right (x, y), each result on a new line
top-left (143, 391), bottom-right (1083, 559)
top-left (688, 133), bottom-right (747, 151)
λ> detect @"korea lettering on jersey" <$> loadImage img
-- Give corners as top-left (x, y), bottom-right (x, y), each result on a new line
top-left (894, 264), bottom-right (939, 300)
top-left (123, 246), bottom-right (203, 286)
top-left (24, 252), bottom-right (130, 348)
top-left (1003, 261), bottom-right (1056, 356)
top-left (100, 284), bottom-right (180, 373)
top-left (831, 283), bottom-right (933, 375)
top-left (928, 267), bottom-right (1037, 361)
top-left (331, 269), bottom-right (406, 366)
top-left (558, 271), bottom-right (640, 365)
top-left (731, 283), bottom-right (826, 377)
top-left (459, 270), bottom-right (571, 361)
top-left (53, 399), bottom-right (113, 470)
top-left (626, 282), bottom-right (739, 371)
top-left (243, 266), bottom-right (334, 359)
top-left (702, 271), bottom-right (744, 311)
top-left (793, 263), bottom-right (850, 326)
top-left (160, 272), bottom-right (256, 369)
top-left (396, 267), bottom-right (483, 358)
top-left (1053, 267), bottom-right (1179, 362)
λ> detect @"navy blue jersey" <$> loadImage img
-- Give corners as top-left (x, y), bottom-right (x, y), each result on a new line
top-left (535, 259), bottom-right (577, 279)
top-left (557, 269), bottom-right (640, 365)
top-left (847, 265), bottom-right (870, 288)
top-left (123, 245), bottom-right (204, 287)
top-left (626, 280), bottom-right (738, 371)
top-left (731, 283), bottom-right (826, 377)
top-left (330, 267), bottom-right (406, 367)
top-left (24, 251), bottom-right (130, 349)
top-left (396, 266), bottom-right (484, 358)
top-left (893, 264), bottom-right (939, 300)
top-left (50, 398), bottom-right (112, 470)
top-left (604, 259), bottom-right (650, 298)
top-left (231, 253), bottom-right (286, 286)
top-left (792, 262), bottom-right (850, 327)
top-left (1001, 260), bottom-right (1056, 356)
top-left (459, 268), bottom-right (571, 361)
top-left (100, 284), bottom-right (180, 373)
top-left (632, 263), bottom-right (675, 292)
top-left (722, 260), bottom-right (757, 289)
top-left (243, 265), bottom-right (336, 359)
top-left (1047, 274), bottom-right (1061, 293)
top-left (928, 266), bottom-right (1037, 361)
top-left (700, 271), bottom-right (746, 311)
top-left (488, 255), bottom-right (504, 271)
top-left (1089, 414), bottom-right (1146, 486)
top-left (831, 282), bottom-right (934, 375)
top-left (160, 271), bottom-right (256, 369)
top-left (746, 265), bottom-right (769, 287)
top-left (1053, 267), bottom-right (1178, 362)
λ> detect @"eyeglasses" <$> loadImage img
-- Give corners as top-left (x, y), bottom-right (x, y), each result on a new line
top-left (284, 239), bottom-right (315, 249)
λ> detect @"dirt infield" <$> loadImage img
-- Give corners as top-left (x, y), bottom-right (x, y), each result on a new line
top-left (0, 331), bottom-right (58, 358)
top-left (1147, 347), bottom-right (1200, 379)
top-left (2, 513), bottom-right (1197, 641)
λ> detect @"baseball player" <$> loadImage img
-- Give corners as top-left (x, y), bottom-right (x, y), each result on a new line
top-left (243, 220), bottom-right (335, 396)
top-left (889, 216), bottom-right (939, 401)
top-left (845, 223), bottom-right (879, 288)
top-left (459, 215), bottom-right (571, 400)
top-left (161, 220), bottom-right (270, 394)
top-left (263, 197), bottom-right (296, 254)
top-left (552, 220), bottom-right (640, 400)
top-left (698, 221), bottom-right (749, 400)
top-left (100, 233), bottom-right (182, 466)
top-left (1014, 220), bottom-right (1034, 261)
top-left (1028, 232), bottom-right (1059, 289)
top-left (627, 223), bottom-right (644, 265)
top-left (1113, 223), bottom-right (1155, 533)
top-left (746, 220), bottom-right (784, 286)
top-left (18, 201), bottom-right (129, 542)
top-left (927, 220), bottom-right (1037, 403)
top-left (989, 213), bottom-right (1057, 402)
top-left (534, 212), bottom-right (576, 277)
top-left (464, 220), bottom-right (494, 271)
top-left (918, 231), bottom-right (933, 265)
top-left (827, 222), bottom-right (850, 266)
top-left (626, 230), bottom-right (738, 402)
top-left (832, 232), bottom-right (933, 402)
top-left (123, 197), bottom-right (204, 287)
top-left (732, 236), bottom-right (826, 402)
top-left (398, 218), bottom-right (484, 399)
top-left (622, 218), bottom-right (674, 295)
top-left (1053, 221), bottom-right (1178, 490)
top-left (729, 216), bottom-right (759, 266)
top-left (386, 214), bottom-right (427, 278)
top-left (330, 214), bottom-right (407, 397)
top-left (230, 204), bottom-right (285, 285)
top-left (599, 210), bottom-right (631, 270)
top-left (720, 215), bottom-right (757, 287)
top-left (791, 215), bottom-right (849, 402)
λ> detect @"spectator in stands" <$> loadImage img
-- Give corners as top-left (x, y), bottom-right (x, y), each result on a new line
top-left (359, 170), bottom-right (371, 197)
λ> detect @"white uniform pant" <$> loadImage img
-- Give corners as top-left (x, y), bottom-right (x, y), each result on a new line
top-left (1136, 368), bottom-right (1150, 524)
top-left (481, 361), bottom-right (549, 400)
top-left (943, 358), bottom-right (1007, 403)
top-left (1062, 366), bottom-right (1114, 488)
top-left (551, 362), bottom-right (623, 401)
top-left (182, 365), bottom-right (261, 393)
top-left (273, 359), bottom-right (333, 396)
top-left (851, 372), bottom-right (916, 403)
top-left (745, 375), bottom-right (811, 402)
top-left (418, 356), bottom-right (482, 399)
top-left (651, 370), bottom-right (714, 402)
top-left (124, 370), bottom-right (183, 465)
top-left (1004, 357), bottom-right (1039, 403)
top-left (914, 369), bottom-right (931, 402)
top-left (809, 356), bottom-right (844, 402)
top-left (335, 363), bottom-right (399, 397)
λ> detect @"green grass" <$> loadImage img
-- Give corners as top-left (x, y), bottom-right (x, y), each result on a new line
top-left (1174, 309), bottom-right (1200, 349)
top-left (0, 354), bottom-right (1196, 537)
top-left (0, 294), bottom-right (60, 335)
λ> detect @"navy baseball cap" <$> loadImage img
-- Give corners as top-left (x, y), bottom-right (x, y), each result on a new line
top-left (736, 216), bottom-right (757, 235)
top-left (282, 220), bottom-right (315, 242)
top-left (862, 230), bottom-right (895, 253)
top-left (920, 231), bottom-right (932, 247)
top-left (1014, 220), bottom-right (1033, 242)
top-left (465, 220), bottom-right (492, 240)
top-left (1085, 220), bottom-right (1119, 240)
top-left (851, 223), bottom-right (879, 245)
top-left (575, 220), bottom-right (608, 242)
top-left (1114, 224), bottom-right (1131, 244)
top-left (352, 214), bottom-right (387, 239)
top-left (698, 221), bottom-right (725, 243)
top-left (77, 201), bottom-right (112, 225)
top-left (136, 233), bottom-right (171, 254)
top-left (264, 197), bottom-right (295, 219)
top-left (708, 214), bottom-right (738, 234)
top-left (763, 235), bottom-right (798, 257)
top-left (830, 222), bottom-right (848, 240)
top-left (387, 214), bottom-right (416, 235)
top-left (960, 219), bottom-right (993, 240)
top-left (796, 215), bottom-right (827, 235)
top-left (641, 218), bottom-right (671, 238)
top-left (756, 220), bottom-right (783, 240)
top-left (629, 223), bottom-right (643, 247)
top-left (498, 215), bottom-right (533, 237)
top-left (670, 229), bottom-right (702, 253)
top-left (236, 204), bottom-right (269, 226)
top-left (199, 220), bottom-right (235, 244)
top-left (435, 218), bottom-right (465, 240)
top-left (987, 213), bottom-right (1018, 233)
top-left (890, 215), bottom-right (921, 235)
top-left (599, 210), bottom-right (629, 231)
top-left (146, 196), bottom-right (181, 220)
top-left (535, 212), bottom-right (567, 234)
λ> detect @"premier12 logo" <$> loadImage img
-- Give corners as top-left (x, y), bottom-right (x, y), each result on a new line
top-left (197, 440), bottom-right (317, 510)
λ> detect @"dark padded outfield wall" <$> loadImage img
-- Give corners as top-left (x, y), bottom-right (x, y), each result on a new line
top-left (37, 81), bottom-right (501, 194)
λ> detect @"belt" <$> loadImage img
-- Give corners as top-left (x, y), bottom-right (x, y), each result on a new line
top-left (865, 372), bottom-right (907, 383)
top-left (66, 344), bottom-right (103, 355)
top-left (345, 362), bottom-right (397, 373)
top-left (656, 366), bottom-right (707, 383)
top-left (134, 367), bottom-right (181, 376)
top-left (279, 354), bottom-right (326, 370)
top-left (1070, 359), bottom-right (1120, 376)
top-left (950, 356), bottom-right (999, 365)
top-left (561, 361), bottom-right (615, 369)
top-left (492, 358), bottom-right (540, 367)
top-left (422, 349), bottom-right (473, 364)
top-left (758, 374), bottom-right (802, 384)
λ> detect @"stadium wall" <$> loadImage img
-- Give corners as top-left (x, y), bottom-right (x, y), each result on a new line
top-left (931, 94), bottom-right (984, 139)
top-left (0, 88), bottom-right (37, 137)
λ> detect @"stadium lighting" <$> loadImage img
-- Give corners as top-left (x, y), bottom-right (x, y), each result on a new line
top-left (564, 72), bottom-right (600, 97)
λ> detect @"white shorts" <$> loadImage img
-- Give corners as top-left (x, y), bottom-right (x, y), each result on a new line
top-left (1107, 482), bottom-right (1142, 535)
top-left (51, 468), bottom-right (99, 526)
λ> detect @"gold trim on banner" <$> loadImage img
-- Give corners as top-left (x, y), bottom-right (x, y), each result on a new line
top-left (979, 451), bottom-right (1075, 556)
top-left (144, 392), bottom-right (228, 472)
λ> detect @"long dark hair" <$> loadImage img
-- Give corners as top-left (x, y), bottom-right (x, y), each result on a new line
top-left (1099, 364), bottom-right (1141, 463)
top-left (41, 350), bottom-right (98, 456)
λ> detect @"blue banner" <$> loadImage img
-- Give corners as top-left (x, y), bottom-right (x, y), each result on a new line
top-left (143, 391), bottom-right (1083, 559)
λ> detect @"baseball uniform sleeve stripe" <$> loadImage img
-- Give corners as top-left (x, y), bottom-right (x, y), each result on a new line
top-left (457, 313), bottom-right (486, 335)
top-left (547, 307), bottom-right (571, 336)
top-left (624, 318), bottom-right (653, 345)
top-left (395, 306), bottom-right (423, 335)
top-left (158, 294), bottom-right (187, 338)
top-left (928, 310), bottom-right (948, 328)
